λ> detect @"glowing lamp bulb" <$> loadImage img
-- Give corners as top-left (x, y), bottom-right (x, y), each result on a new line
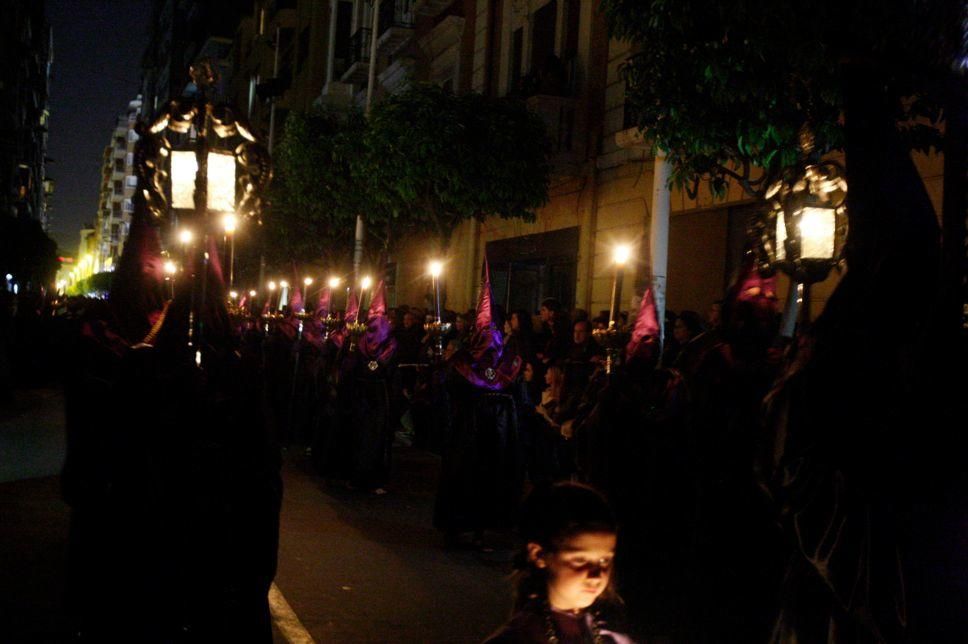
top-left (222, 212), bottom-right (238, 234)
top-left (328, 277), bottom-right (341, 289)
top-left (249, 290), bottom-right (257, 297)
top-left (163, 260), bottom-right (177, 275)
top-left (279, 280), bottom-right (289, 288)
top-left (361, 276), bottom-right (372, 290)
top-left (303, 277), bottom-right (313, 287)
top-left (429, 260), bottom-right (443, 278)
top-left (229, 290), bottom-right (238, 300)
top-left (268, 281), bottom-right (277, 291)
top-left (613, 244), bottom-right (632, 265)
top-left (178, 229), bottom-right (193, 245)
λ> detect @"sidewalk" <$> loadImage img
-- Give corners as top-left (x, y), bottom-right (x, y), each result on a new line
top-left (0, 384), bottom-right (513, 643)
top-left (0, 387), bottom-right (66, 483)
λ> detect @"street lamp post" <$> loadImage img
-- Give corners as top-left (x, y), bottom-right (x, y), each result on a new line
top-left (594, 243), bottom-right (633, 375)
top-left (609, 244), bottom-right (631, 328)
top-left (222, 212), bottom-right (238, 289)
top-left (425, 260), bottom-right (451, 360)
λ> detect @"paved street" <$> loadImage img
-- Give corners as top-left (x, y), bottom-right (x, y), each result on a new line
top-left (0, 387), bottom-right (511, 643)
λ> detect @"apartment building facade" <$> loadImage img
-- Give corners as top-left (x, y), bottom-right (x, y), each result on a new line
top-left (0, 0), bottom-right (53, 227)
top-left (91, 96), bottom-right (143, 273)
top-left (144, 0), bottom-right (946, 317)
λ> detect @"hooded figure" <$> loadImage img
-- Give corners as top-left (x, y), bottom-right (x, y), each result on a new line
top-left (434, 259), bottom-right (525, 543)
top-left (320, 282), bottom-right (399, 492)
top-left (346, 280), bottom-right (398, 491)
top-left (63, 206), bottom-right (281, 641)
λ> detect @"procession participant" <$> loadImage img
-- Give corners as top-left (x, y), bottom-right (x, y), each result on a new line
top-left (63, 209), bottom-right (281, 641)
top-left (347, 280), bottom-right (398, 493)
top-left (483, 482), bottom-right (635, 644)
top-left (316, 289), bottom-right (360, 480)
top-left (434, 259), bottom-right (523, 546)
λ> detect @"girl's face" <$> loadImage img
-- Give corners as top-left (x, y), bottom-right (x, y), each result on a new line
top-left (523, 362), bottom-right (534, 382)
top-left (530, 531), bottom-right (616, 612)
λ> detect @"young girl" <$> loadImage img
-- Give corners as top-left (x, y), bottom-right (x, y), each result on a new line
top-left (484, 483), bottom-right (635, 643)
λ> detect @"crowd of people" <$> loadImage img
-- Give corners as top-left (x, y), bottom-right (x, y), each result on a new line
top-left (249, 257), bottom-right (787, 642)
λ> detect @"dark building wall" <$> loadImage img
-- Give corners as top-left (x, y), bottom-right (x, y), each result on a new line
top-left (0, 0), bottom-right (53, 227)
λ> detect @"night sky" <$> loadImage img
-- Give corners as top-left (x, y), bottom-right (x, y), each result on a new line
top-left (45, 0), bottom-right (153, 253)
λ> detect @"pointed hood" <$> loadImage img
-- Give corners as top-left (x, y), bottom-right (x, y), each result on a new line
top-left (315, 287), bottom-right (332, 318)
top-left (625, 288), bottom-right (660, 363)
top-left (238, 293), bottom-right (247, 310)
top-left (725, 255), bottom-right (778, 326)
top-left (452, 257), bottom-right (520, 390)
top-left (109, 208), bottom-right (167, 344)
top-left (359, 280), bottom-right (396, 363)
top-left (366, 279), bottom-right (388, 320)
top-left (289, 286), bottom-right (304, 313)
top-left (475, 259), bottom-right (495, 331)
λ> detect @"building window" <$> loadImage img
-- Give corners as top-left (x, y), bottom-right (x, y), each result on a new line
top-left (123, 199), bottom-right (134, 214)
top-left (111, 224), bottom-right (120, 242)
top-left (531, 1), bottom-right (558, 75)
top-left (115, 159), bottom-right (124, 172)
top-left (125, 175), bottom-right (138, 188)
top-left (125, 153), bottom-right (134, 168)
top-left (114, 180), bottom-right (123, 193)
top-left (112, 202), bottom-right (121, 217)
top-left (115, 136), bottom-right (125, 150)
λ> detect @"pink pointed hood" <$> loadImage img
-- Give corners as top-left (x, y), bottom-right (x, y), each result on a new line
top-left (289, 286), bottom-right (304, 313)
top-left (452, 257), bottom-right (521, 390)
top-left (359, 280), bottom-right (396, 363)
top-left (625, 288), bottom-right (660, 363)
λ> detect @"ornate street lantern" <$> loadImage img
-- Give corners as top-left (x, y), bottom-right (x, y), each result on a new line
top-left (133, 61), bottom-right (271, 364)
top-left (757, 126), bottom-right (848, 330)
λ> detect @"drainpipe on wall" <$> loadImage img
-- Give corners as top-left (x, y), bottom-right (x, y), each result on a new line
top-left (649, 150), bottom-right (671, 347)
top-left (355, 0), bottom-right (382, 280)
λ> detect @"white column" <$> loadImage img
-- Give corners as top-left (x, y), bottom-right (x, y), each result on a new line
top-left (649, 151), bottom-right (671, 345)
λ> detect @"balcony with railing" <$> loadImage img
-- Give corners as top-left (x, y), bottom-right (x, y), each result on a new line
top-left (378, 0), bottom-right (415, 55)
top-left (412, 0), bottom-right (452, 17)
top-left (340, 28), bottom-right (372, 85)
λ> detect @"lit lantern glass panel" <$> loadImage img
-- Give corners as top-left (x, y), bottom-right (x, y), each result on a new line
top-left (798, 207), bottom-right (836, 259)
top-left (206, 152), bottom-right (237, 212)
top-left (775, 207), bottom-right (836, 262)
top-left (171, 150), bottom-right (198, 209)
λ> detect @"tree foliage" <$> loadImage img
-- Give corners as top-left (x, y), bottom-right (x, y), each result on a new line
top-left (601, 0), bottom-right (962, 198)
top-left (0, 217), bottom-right (58, 290)
top-left (359, 83), bottom-right (551, 249)
top-left (264, 107), bottom-right (372, 268)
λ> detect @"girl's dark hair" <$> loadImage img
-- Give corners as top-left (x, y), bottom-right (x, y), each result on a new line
top-left (512, 482), bottom-right (618, 610)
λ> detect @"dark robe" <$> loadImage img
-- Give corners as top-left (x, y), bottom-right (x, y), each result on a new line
top-left (62, 303), bottom-right (281, 642)
top-left (433, 373), bottom-right (524, 535)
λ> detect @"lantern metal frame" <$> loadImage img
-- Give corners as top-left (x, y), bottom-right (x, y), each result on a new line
top-left (761, 159), bottom-right (848, 285)
top-left (132, 61), bottom-right (272, 365)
